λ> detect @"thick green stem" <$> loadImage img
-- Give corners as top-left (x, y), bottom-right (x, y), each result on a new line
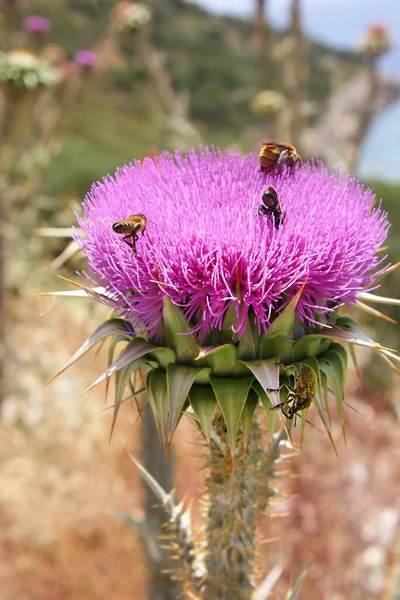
top-left (202, 413), bottom-right (282, 600)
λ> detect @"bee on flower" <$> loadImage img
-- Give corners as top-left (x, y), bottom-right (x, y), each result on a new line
top-left (259, 142), bottom-right (302, 173)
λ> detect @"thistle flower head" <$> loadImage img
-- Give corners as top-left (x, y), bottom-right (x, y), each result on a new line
top-left (0, 49), bottom-right (60, 89)
top-left (110, 1), bottom-right (152, 35)
top-left (23, 14), bottom-right (52, 35)
top-left (73, 49), bottom-right (98, 71)
top-left (359, 24), bottom-right (392, 58)
top-left (252, 90), bottom-right (287, 117)
top-left (75, 148), bottom-right (389, 342)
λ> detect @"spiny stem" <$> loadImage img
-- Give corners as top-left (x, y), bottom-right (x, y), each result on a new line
top-left (202, 413), bottom-right (285, 600)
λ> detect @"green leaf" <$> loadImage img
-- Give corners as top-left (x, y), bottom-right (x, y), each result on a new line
top-left (189, 385), bottom-right (218, 443)
top-left (221, 303), bottom-right (238, 344)
top-left (241, 389), bottom-right (259, 448)
top-left (197, 344), bottom-right (248, 377)
top-left (292, 335), bottom-right (324, 363)
top-left (260, 333), bottom-right (293, 363)
top-left (111, 360), bottom-right (142, 440)
top-left (240, 358), bottom-right (280, 409)
top-left (301, 356), bottom-right (332, 432)
top-left (193, 368), bottom-right (212, 384)
top-left (318, 338), bottom-right (331, 355)
top-left (149, 347), bottom-right (177, 369)
top-left (209, 375), bottom-right (254, 452)
top-left (237, 313), bottom-right (260, 361)
top-left (165, 364), bottom-right (199, 452)
top-left (146, 368), bottom-right (168, 438)
top-left (336, 316), bottom-right (391, 348)
top-left (308, 316), bottom-right (392, 351)
top-left (348, 343), bottom-right (362, 383)
top-left (251, 379), bottom-right (278, 435)
top-left (105, 333), bottom-right (133, 398)
top-left (49, 318), bottom-right (132, 383)
top-left (108, 333), bottom-right (131, 366)
top-left (320, 370), bottom-right (330, 420)
top-left (79, 338), bottom-right (165, 396)
top-left (268, 282), bottom-right (307, 339)
top-left (329, 343), bottom-right (348, 376)
top-left (162, 297), bottom-right (199, 363)
top-left (317, 350), bottom-right (345, 425)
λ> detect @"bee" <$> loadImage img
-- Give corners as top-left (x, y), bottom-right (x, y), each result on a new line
top-left (269, 363), bottom-right (317, 425)
top-left (112, 214), bottom-right (147, 254)
top-left (258, 186), bottom-right (284, 229)
top-left (259, 142), bottom-right (302, 173)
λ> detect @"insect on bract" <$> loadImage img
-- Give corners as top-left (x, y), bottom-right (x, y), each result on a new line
top-left (259, 141), bottom-right (302, 173)
top-left (269, 363), bottom-right (317, 425)
top-left (112, 214), bottom-right (147, 254)
top-left (258, 185), bottom-right (284, 229)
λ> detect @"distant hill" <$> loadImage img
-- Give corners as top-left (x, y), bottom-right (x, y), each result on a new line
top-left (25, 0), bottom-right (366, 197)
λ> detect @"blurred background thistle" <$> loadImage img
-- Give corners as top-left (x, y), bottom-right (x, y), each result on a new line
top-left (1, 1), bottom-right (400, 599)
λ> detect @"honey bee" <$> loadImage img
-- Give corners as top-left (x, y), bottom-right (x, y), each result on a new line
top-left (112, 214), bottom-right (147, 254)
top-left (258, 186), bottom-right (284, 229)
top-left (269, 363), bottom-right (317, 425)
top-left (259, 142), bottom-right (302, 173)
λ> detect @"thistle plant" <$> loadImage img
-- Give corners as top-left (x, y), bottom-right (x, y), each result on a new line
top-left (23, 15), bottom-right (52, 36)
top-left (252, 89), bottom-right (287, 118)
top-left (110, 1), bottom-right (152, 36)
top-left (0, 6), bottom-right (100, 411)
top-left (359, 24), bottom-right (392, 59)
top-left (73, 49), bottom-right (98, 72)
top-left (0, 48), bottom-right (59, 90)
top-left (48, 147), bottom-right (400, 598)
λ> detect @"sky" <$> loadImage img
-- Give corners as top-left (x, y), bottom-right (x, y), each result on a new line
top-left (190, 0), bottom-right (400, 180)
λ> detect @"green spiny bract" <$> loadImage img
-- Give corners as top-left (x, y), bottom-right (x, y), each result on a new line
top-left (53, 283), bottom-right (399, 454)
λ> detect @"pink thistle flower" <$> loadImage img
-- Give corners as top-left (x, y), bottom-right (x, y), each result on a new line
top-left (73, 49), bottom-right (98, 71)
top-left (23, 15), bottom-right (52, 35)
top-left (75, 148), bottom-right (390, 341)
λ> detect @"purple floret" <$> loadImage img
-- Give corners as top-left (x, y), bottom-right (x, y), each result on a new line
top-left (23, 15), bottom-right (51, 34)
top-left (75, 148), bottom-right (390, 340)
top-left (73, 49), bottom-right (98, 70)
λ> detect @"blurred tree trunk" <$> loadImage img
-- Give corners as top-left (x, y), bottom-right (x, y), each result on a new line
top-left (281, 0), bottom-right (308, 149)
top-left (253, 0), bottom-right (274, 88)
top-left (140, 403), bottom-right (180, 600)
top-left (348, 60), bottom-right (379, 172)
top-left (0, 184), bottom-right (4, 408)
top-left (302, 71), bottom-right (400, 171)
